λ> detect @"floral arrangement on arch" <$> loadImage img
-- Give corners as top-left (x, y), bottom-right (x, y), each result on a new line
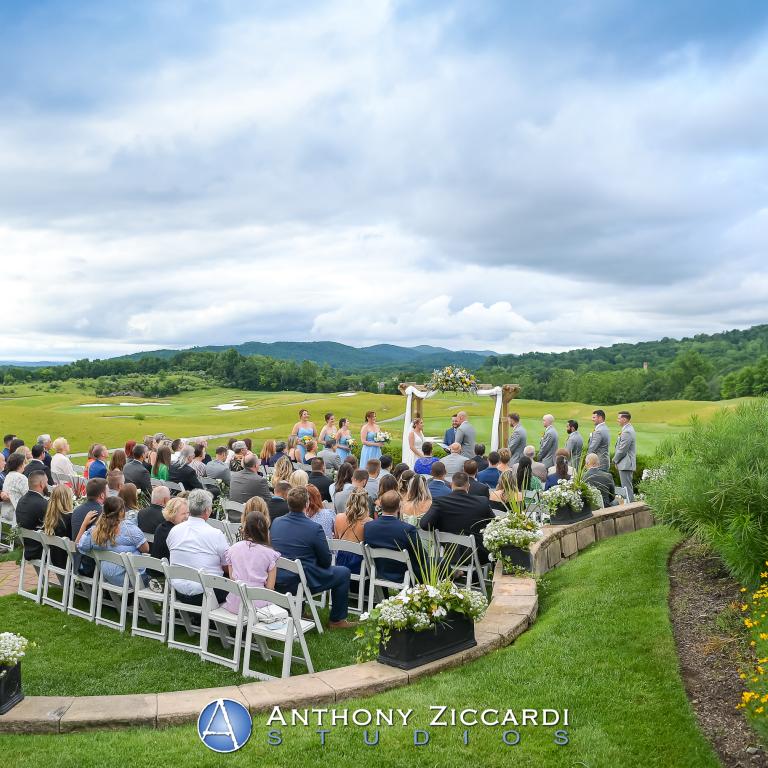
top-left (427, 366), bottom-right (478, 393)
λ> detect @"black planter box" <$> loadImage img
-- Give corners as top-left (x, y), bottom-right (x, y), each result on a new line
top-left (500, 544), bottom-right (534, 572)
top-left (378, 610), bottom-right (477, 669)
top-left (0, 663), bottom-right (24, 715)
top-left (549, 502), bottom-right (593, 525)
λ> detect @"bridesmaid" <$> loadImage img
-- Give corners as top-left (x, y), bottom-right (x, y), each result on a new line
top-left (318, 413), bottom-right (336, 446)
top-left (360, 410), bottom-right (383, 467)
top-left (336, 418), bottom-right (352, 461)
top-left (408, 417), bottom-right (426, 463)
top-left (290, 409), bottom-right (317, 463)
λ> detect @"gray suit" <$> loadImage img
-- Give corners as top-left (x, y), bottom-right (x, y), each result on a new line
top-left (538, 426), bottom-right (559, 468)
top-left (228, 470), bottom-right (271, 505)
top-left (317, 448), bottom-right (342, 472)
top-left (613, 423), bottom-right (637, 501)
top-left (565, 431), bottom-right (584, 469)
top-left (588, 422), bottom-right (611, 471)
top-left (442, 452), bottom-right (469, 480)
top-left (507, 425), bottom-right (527, 465)
top-left (455, 421), bottom-right (477, 459)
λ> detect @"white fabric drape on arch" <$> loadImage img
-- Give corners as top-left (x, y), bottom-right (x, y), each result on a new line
top-left (401, 385), bottom-right (505, 468)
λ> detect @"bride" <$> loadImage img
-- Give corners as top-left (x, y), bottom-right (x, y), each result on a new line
top-left (407, 417), bottom-right (425, 461)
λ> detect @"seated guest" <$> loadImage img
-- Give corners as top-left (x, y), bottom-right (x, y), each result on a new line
top-left (205, 446), bottom-right (231, 486)
top-left (229, 455), bottom-right (270, 504)
top-left (0, 453), bottom-right (6, 494)
top-left (118, 482), bottom-right (140, 522)
top-left (391, 462), bottom-right (409, 482)
top-left (142, 435), bottom-right (157, 470)
top-left (442, 443), bottom-right (468, 480)
top-left (333, 487), bottom-right (372, 572)
top-left (223, 505), bottom-right (282, 616)
top-left (229, 441), bottom-right (247, 472)
top-left (464, 460), bottom-right (490, 498)
top-left (43, 485), bottom-right (74, 567)
top-left (267, 480), bottom-right (291, 522)
top-left (286, 436), bottom-right (301, 464)
top-left (419, 472), bottom-right (493, 564)
top-left (77, 496), bottom-right (149, 586)
top-left (259, 439), bottom-right (277, 469)
top-left (272, 456), bottom-right (294, 485)
top-left (318, 439), bottom-right (342, 472)
top-left (170, 438), bottom-right (186, 466)
top-left (343, 454), bottom-right (359, 470)
top-left (138, 486), bottom-right (171, 534)
top-left (9, 438), bottom-right (26, 456)
top-left (152, 445), bottom-right (172, 481)
top-left (334, 469), bottom-right (371, 515)
top-left (365, 459), bottom-right (383, 499)
top-left (308, 458), bottom-right (333, 502)
top-left (374, 475), bottom-right (398, 514)
top-left (547, 448), bottom-right (574, 478)
top-left (106, 469), bottom-right (124, 497)
top-left (88, 445), bottom-right (109, 480)
top-left (496, 447), bottom-right (512, 473)
top-left (50, 437), bottom-right (76, 478)
top-left (1, 453), bottom-right (29, 520)
top-left (124, 444), bottom-right (153, 498)
top-left (15, 470), bottom-right (49, 561)
top-left (166, 489), bottom-right (229, 605)
top-left (473, 444), bottom-right (489, 473)
top-left (363, 490), bottom-right (427, 582)
top-left (489, 470), bottom-right (519, 514)
top-left (515, 456), bottom-right (543, 494)
top-left (330, 462), bottom-right (353, 501)
top-left (71, 478), bottom-right (108, 574)
top-left (268, 441), bottom-right (288, 467)
top-left (190, 444), bottom-right (207, 477)
top-left (414, 442), bottom-right (439, 475)
top-left (306, 483), bottom-right (335, 538)
top-left (517, 445), bottom-right (547, 483)
top-left (302, 439), bottom-right (319, 465)
top-left (150, 496), bottom-right (189, 561)
top-left (169, 446), bottom-right (204, 491)
top-left (289, 469), bottom-right (309, 488)
top-left (23, 443), bottom-right (53, 485)
top-left (427, 462), bottom-right (451, 499)
top-left (37, 434), bottom-right (53, 469)
top-left (545, 454), bottom-right (572, 490)
top-left (396, 469), bottom-right (415, 497)
top-left (2, 434), bottom-right (15, 460)
top-left (271, 487), bottom-right (355, 629)
top-left (380, 455), bottom-right (393, 475)
top-left (400, 474), bottom-right (433, 520)
top-left (109, 449), bottom-right (127, 473)
top-left (584, 453), bottom-right (617, 507)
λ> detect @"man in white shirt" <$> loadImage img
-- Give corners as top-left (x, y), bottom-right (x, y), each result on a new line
top-left (166, 489), bottom-right (230, 605)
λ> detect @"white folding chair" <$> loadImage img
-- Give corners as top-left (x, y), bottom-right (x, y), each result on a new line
top-left (275, 557), bottom-right (325, 634)
top-left (150, 478), bottom-right (164, 488)
top-left (199, 573), bottom-right (246, 671)
top-left (224, 500), bottom-right (244, 523)
top-left (126, 554), bottom-right (169, 641)
top-left (144, 531), bottom-right (155, 544)
top-left (17, 528), bottom-right (45, 602)
top-left (329, 539), bottom-right (367, 615)
top-left (615, 487), bottom-right (629, 503)
top-left (241, 585), bottom-right (316, 679)
top-left (0, 510), bottom-right (16, 552)
top-left (435, 531), bottom-right (488, 592)
top-left (200, 477), bottom-right (220, 493)
top-left (364, 546), bottom-right (416, 613)
top-left (66, 540), bottom-right (99, 621)
top-left (162, 480), bottom-right (185, 494)
top-left (417, 528), bottom-right (438, 559)
top-left (207, 518), bottom-right (235, 544)
top-left (39, 533), bottom-right (73, 611)
top-left (92, 550), bottom-right (133, 631)
top-left (164, 563), bottom-right (205, 655)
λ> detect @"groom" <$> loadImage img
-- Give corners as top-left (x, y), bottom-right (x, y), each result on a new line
top-left (454, 411), bottom-right (476, 459)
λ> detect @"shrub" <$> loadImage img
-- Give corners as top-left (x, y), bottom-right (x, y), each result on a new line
top-left (643, 399), bottom-right (768, 587)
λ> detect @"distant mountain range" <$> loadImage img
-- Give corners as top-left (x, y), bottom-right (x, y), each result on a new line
top-left (113, 341), bottom-right (499, 371)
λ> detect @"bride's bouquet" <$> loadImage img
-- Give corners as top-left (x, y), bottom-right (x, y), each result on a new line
top-left (374, 431), bottom-right (391, 444)
top-left (346, 438), bottom-right (357, 449)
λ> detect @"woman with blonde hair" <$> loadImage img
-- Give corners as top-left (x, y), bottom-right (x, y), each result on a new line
top-left (333, 487), bottom-right (371, 572)
top-left (302, 439), bottom-right (318, 464)
top-left (289, 469), bottom-right (309, 488)
top-left (273, 455), bottom-right (294, 485)
top-left (400, 474), bottom-right (432, 520)
top-left (306, 484), bottom-right (335, 538)
top-left (77, 497), bottom-right (149, 586)
top-left (43, 485), bottom-right (74, 567)
top-left (151, 497), bottom-right (189, 560)
top-left (50, 437), bottom-right (75, 477)
top-left (408, 417), bottom-right (425, 460)
top-left (490, 469), bottom-right (521, 514)
top-left (243, 496), bottom-right (270, 529)
top-left (259, 440), bottom-right (277, 467)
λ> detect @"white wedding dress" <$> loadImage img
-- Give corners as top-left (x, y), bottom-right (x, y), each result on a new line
top-left (411, 430), bottom-right (424, 456)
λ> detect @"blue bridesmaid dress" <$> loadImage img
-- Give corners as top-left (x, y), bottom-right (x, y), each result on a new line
top-left (360, 431), bottom-right (382, 466)
top-left (297, 426), bottom-right (314, 462)
top-left (337, 433), bottom-right (351, 461)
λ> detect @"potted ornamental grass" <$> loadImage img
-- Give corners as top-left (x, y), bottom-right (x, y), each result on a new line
top-left (0, 632), bottom-right (33, 714)
top-left (355, 549), bottom-right (488, 669)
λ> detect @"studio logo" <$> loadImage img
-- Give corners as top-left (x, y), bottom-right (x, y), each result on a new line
top-left (197, 698), bottom-right (252, 753)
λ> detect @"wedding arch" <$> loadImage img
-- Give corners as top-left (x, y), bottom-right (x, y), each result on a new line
top-left (398, 378), bottom-right (520, 466)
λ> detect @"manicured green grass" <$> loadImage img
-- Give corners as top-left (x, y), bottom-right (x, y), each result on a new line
top-left (0, 594), bottom-right (357, 695)
top-left (0, 381), bottom-right (753, 456)
top-left (0, 527), bottom-right (721, 767)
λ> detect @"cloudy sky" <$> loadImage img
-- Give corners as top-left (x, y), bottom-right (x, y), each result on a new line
top-left (2, 0), bottom-right (768, 361)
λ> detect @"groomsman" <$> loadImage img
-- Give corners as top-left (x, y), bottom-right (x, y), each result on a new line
top-left (454, 412), bottom-right (477, 459)
top-left (538, 414), bottom-right (558, 468)
top-left (587, 409), bottom-right (610, 470)
top-left (507, 413), bottom-right (527, 465)
top-left (565, 420), bottom-right (584, 468)
top-left (613, 411), bottom-right (637, 501)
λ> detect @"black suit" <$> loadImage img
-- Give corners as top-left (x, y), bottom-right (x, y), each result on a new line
top-left (267, 495), bottom-right (290, 523)
top-left (473, 456), bottom-right (489, 472)
top-left (123, 459), bottom-right (152, 498)
top-left (137, 503), bottom-right (165, 534)
top-left (169, 463), bottom-right (203, 491)
top-left (467, 477), bottom-right (490, 498)
top-left (308, 472), bottom-right (333, 503)
top-left (419, 490), bottom-right (493, 564)
top-left (15, 491), bottom-right (48, 560)
top-left (23, 459), bottom-right (53, 486)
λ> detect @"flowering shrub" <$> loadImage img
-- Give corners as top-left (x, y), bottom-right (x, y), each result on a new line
top-left (427, 366), bottom-right (478, 393)
top-left (355, 581), bottom-right (488, 661)
top-left (373, 431), bottom-right (391, 444)
top-left (483, 513), bottom-right (542, 574)
top-left (540, 479), bottom-right (601, 516)
top-left (0, 633), bottom-right (32, 671)
top-left (738, 566), bottom-right (768, 736)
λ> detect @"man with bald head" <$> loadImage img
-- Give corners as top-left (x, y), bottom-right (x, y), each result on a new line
top-left (538, 414), bottom-right (559, 469)
top-left (138, 485), bottom-right (171, 534)
top-left (454, 411), bottom-right (477, 459)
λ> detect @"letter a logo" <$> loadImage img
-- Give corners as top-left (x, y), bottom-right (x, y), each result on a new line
top-left (198, 698), bottom-right (252, 753)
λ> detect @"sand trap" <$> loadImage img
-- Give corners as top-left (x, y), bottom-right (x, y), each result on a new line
top-left (338, 392), bottom-right (358, 397)
top-left (212, 404), bottom-right (248, 411)
top-left (79, 404), bottom-right (110, 407)
top-left (80, 402), bottom-right (171, 408)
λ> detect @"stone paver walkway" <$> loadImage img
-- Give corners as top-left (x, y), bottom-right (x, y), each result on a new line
top-left (0, 560), bottom-right (34, 597)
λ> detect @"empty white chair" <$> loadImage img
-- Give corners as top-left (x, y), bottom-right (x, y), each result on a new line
top-left (39, 533), bottom-right (73, 611)
top-left (199, 573), bottom-right (246, 671)
top-left (614, 487), bottom-right (629, 504)
top-left (223, 500), bottom-right (244, 523)
top-left (92, 550), bottom-right (133, 631)
top-left (66, 540), bottom-right (99, 621)
top-left (241, 585), bottom-right (316, 679)
top-left (200, 477), bottom-right (220, 493)
top-left (162, 480), bottom-right (185, 494)
top-left (328, 540), bottom-right (367, 615)
top-left (364, 546), bottom-right (416, 613)
top-left (206, 518), bottom-right (234, 544)
top-left (150, 478), bottom-right (164, 488)
top-left (275, 557), bottom-right (325, 634)
top-left (126, 554), bottom-right (169, 642)
top-left (17, 528), bottom-right (45, 602)
top-left (164, 563), bottom-right (205, 655)
top-left (435, 531), bottom-right (488, 592)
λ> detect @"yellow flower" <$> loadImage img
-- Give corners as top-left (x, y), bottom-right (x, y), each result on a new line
top-left (757, 707), bottom-right (765, 714)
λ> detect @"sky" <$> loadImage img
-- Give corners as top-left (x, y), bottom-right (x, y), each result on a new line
top-left (2, 0), bottom-right (768, 361)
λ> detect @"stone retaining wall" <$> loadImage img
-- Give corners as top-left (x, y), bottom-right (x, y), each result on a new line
top-left (0, 501), bottom-right (654, 734)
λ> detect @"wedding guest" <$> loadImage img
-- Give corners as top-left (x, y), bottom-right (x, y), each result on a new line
top-left (302, 439), bottom-right (319, 465)
top-left (360, 411), bottom-right (383, 467)
top-left (496, 448), bottom-right (512, 473)
top-left (1, 454), bottom-right (28, 521)
top-left (16, 471), bottom-right (49, 561)
top-left (489, 470), bottom-right (518, 514)
top-left (318, 413), bottom-right (336, 446)
top-left (507, 413), bottom-right (527, 465)
top-left (89, 445), bottom-right (109, 480)
top-left (36, 434), bottom-right (53, 469)
top-left (308, 458), bottom-right (333, 502)
top-left (443, 415), bottom-right (459, 448)
top-left (229, 441), bottom-right (247, 472)
top-left (545, 455), bottom-right (571, 490)
top-left (464, 460), bottom-right (490, 498)
top-left (143, 436), bottom-right (157, 470)
top-left (473, 444), bottom-right (489, 473)
top-left (400, 474), bottom-right (432, 520)
top-left (518, 445), bottom-right (547, 483)
top-left (330, 462), bottom-right (353, 501)
top-left (273, 456), bottom-right (294, 485)
top-left (375, 474), bottom-right (399, 510)
top-left (477, 451), bottom-right (501, 488)
top-left (70, 478), bottom-right (108, 574)
top-left (289, 469), bottom-right (309, 488)
top-left (365, 459), bottom-right (383, 498)
top-left (267, 480), bottom-right (291, 522)
top-left (205, 446), bottom-right (231, 485)
top-left (170, 438), bottom-right (185, 466)
top-left (229, 455), bottom-right (270, 504)
top-left (124, 441), bottom-right (137, 461)
top-left (291, 409), bottom-right (317, 463)
top-left (50, 437), bottom-right (75, 477)
top-left (516, 456), bottom-right (543, 494)
top-left (547, 448), bottom-right (574, 478)
top-left (8, 438), bottom-right (26, 456)
top-left (588, 410), bottom-right (611, 471)
top-left (43, 485), bottom-right (73, 566)
top-left (286, 436), bottom-right (301, 464)
top-left (408, 417), bottom-right (426, 460)
top-left (82, 443), bottom-right (97, 478)
top-left (539, 414), bottom-right (559, 469)
top-left (269, 441), bottom-right (288, 467)
top-left (106, 469), bottom-right (124, 497)
top-left (565, 420), bottom-right (584, 469)
top-left (397, 469), bottom-right (415, 499)
top-left (333, 487), bottom-right (372, 573)
top-left (344, 454), bottom-right (359, 470)
top-left (169, 446), bottom-right (204, 491)
top-left (335, 418), bottom-right (352, 461)
top-left (441, 443), bottom-right (467, 480)
top-left (414, 442), bottom-right (439, 475)
top-left (259, 439), bottom-right (277, 468)
top-left (190, 444), bottom-right (207, 477)
top-left (380, 455), bottom-right (393, 475)
top-left (2, 434), bottom-right (15, 460)
top-left (152, 445), bottom-right (172, 481)
top-left (124, 444), bottom-right (152, 498)
top-left (118, 482), bottom-right (140, 522)
top-left (391, 462), bottom-right (410, 482)
top-left (428, 462), bottom-right (451, 498)
top-left (318, 439), bottom-right (342, 472)
top-left (24, 443), bottom-right (53, 485)
top-left (138, 485), bottom-right (171, 534)
top-left (306, 484), bottom-right (335, 538)
top-left (150, 496), bottom-right (189, 561)
top-left (584, 453), bottom-right (617, 507)
top-left (334, 469), bottom-right (370, 515)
